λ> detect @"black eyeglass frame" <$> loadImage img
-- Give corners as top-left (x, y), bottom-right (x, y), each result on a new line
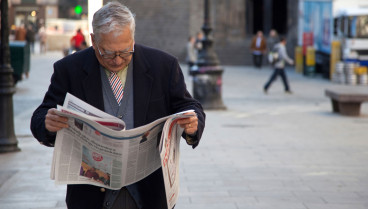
top-left (96, 44), bottom-right (134, 59)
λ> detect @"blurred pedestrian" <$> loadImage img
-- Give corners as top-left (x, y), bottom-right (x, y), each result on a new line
top-left (186, 35), bottom-right (197, 68)
top-left (26, 24), bottom-right (36, 54)
top-left (195, 31), bottom-right (204, 51)
top-left (38, 25), bottom-right (47, 53)
top-left (22, 24), bottom-right (35, 79)
top-left (267, 29), bottom-right (279, 53)
top-left (15, 24), bottom-right (27, 41)
top-left (250, 30), bottom-right (267, 68)
top-left (70, 28), bottom-right (86, 51)
top-left (80, 41), bottom-right (88, 50)
top-left (263, 37), bottom-right (294, 94)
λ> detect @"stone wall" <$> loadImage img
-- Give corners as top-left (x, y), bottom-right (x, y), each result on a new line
top-left (114, 0), bottom-right (191, 61)
top-left (110, 0), bottom-right (249, 64)
top-left (105, 0), bottom-right (297, 65)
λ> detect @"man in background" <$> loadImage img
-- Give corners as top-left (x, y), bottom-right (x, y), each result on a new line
top-left (263, 37), bottom-right (294, 94)
top-left (250, 30), bottom-right (267, 68)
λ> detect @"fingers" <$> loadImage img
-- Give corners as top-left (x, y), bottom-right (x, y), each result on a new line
top-left (177, 114), bottom-right (198, 136)
top-left (184, 121), bottom-right (197, 135)
top-left (45, 108), bottom-right (69, 132)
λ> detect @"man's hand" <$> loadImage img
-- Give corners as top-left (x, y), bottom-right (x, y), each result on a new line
top-left (177, 112), bottom-right (198, 136)
top-left (45, 108), bottom-right (69, 132)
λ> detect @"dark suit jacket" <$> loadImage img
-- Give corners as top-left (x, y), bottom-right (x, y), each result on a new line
top-left (31, 44), bottom-right (206, 209)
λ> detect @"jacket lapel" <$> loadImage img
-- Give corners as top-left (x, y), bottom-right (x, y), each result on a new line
top-left (81, 48), bottom-right (105, 111)
top-left (132, 45), bottom-right (153, 127)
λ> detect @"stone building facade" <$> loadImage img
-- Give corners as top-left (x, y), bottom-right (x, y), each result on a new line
top-left (8, 0), bottom-right (298, 65)
top-left (112, 0), bottom-right (298, 65)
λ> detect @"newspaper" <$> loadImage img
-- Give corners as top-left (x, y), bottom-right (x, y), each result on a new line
top-left (159, 116), bottom-right (183, 208)
top-left (51, 93), bottom-right (193, 208)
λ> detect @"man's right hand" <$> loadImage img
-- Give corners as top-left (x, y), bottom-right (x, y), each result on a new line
top-left (45, 108), bottom-right (69, 132)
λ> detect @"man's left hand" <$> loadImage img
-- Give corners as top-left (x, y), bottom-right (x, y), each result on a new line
top-left (177, 112), bottom-right (198, 136)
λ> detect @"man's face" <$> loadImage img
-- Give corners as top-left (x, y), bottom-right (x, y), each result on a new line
top-left (92, 27), bottom-right (134, 72)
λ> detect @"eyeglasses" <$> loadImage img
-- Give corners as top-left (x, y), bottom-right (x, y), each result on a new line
top-left (96, 44), bottom-right (134, 59)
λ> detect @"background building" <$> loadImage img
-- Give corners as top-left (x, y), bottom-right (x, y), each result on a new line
top-left (8, 0), bottom-right (299, 65)
top-left (110, 0), bottom-right (298, 65)
top-left (9, 0), bottom-right (87, 29)
top-left (9, 0), bottom-right (89, 51)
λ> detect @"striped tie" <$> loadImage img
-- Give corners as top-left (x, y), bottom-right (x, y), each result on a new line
top-left (109, 72), bottom-right (124, 105)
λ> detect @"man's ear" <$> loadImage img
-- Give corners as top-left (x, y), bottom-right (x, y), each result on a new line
top-left (90, 33), bottom-right (96, 49)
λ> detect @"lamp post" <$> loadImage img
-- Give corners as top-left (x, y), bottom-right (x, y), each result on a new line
top-left (190, 0), bottom-right (226, 110)
top-left (197, 0), bottom-right (220, 67)
top-left (0, 0), bottom-right (20, 153)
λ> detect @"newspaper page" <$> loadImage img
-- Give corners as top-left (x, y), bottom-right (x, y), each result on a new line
top-left (51, 93), bottom-right (193, 193)
top-left (159, 116), bottom-right (184, 209)
top-left (50, 93), bottom-right (126, 180)
top-left (50, 93), bottom-right (123, 180)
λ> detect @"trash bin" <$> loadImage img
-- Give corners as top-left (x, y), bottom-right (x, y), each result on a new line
top-left (304, 46), bottom-right (315, 76)
top-left (9, 41), bottom-right (30, 84)
top-left (295, 46), bottom-right (303, 73)
top-left (190, 65), bottom-right (226, 110)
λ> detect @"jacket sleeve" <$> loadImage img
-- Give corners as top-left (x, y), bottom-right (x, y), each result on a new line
top-left (30, 61), bottom-right (69, 147)
top-left (168, 58), bottom-right (206, 148)
top-left (280, 46), bottom-right (293, 64)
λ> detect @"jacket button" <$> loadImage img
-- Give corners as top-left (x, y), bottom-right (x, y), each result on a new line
top-left (100, 188), bottom-right (106, 192)
top-left (105, 201), bottom-right (110, 206)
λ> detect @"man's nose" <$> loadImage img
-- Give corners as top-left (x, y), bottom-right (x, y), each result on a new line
top-left (113, 56), bottom-right (124, 64)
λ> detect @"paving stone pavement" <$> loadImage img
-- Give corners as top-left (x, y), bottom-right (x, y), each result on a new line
top-left (0, 51), bottom-right (368, 209)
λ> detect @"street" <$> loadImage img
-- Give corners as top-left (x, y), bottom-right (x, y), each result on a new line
top-left (0, 51), bottom-right (368, 209)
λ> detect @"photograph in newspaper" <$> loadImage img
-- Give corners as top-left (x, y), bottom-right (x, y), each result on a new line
top-left (80, 146), bottom-right (112, 186)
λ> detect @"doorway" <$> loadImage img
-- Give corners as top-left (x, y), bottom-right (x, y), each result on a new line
top-left (272, 0), bottom-right (287, 35)
top-left (245, 0), bottom-right (288, 35)
top-left (253, 0), bottom-right (264, 33)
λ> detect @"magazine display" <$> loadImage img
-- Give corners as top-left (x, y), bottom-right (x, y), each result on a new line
top-left (51, 93), bottom-right (193, 209)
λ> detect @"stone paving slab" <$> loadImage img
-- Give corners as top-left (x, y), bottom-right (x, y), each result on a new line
top-left (1, 51), bottom-right (368, 209)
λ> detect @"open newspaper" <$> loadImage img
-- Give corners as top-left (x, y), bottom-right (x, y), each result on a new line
top-left (51, 93), bottom-right (193, 209)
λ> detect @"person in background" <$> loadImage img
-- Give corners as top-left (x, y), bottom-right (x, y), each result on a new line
top-left (26, 24), bottom-right (36, 54)
top-left (70, 28), bottom-right (86, 51)
top-left (38, 25), bottom-right (47, 54)
top-left (80, 41), bottom-right (88, 50)
top-left (22, 24), bottom-right (35, 79)
top-left (250, 30), bottom-right (267, 68)
top-left (195, 31), bottom-right (204, 52)
top-left (186, 35), bottom-right (197, 68)
top-left (30, 2), bottom-right (205, 209)
top-left (263, 37), bottom-right (294, 94)
top-left (267, 29), bottom-right (279, 53)
top-left (15, 24), bottom-right (27, 41)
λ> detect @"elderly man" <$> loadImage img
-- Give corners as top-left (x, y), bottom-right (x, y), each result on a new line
top-left (31, 2), bottom-right (205, 209)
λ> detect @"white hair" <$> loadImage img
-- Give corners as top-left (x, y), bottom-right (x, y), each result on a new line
top-left (92, 2), bottom-right (136, 43)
